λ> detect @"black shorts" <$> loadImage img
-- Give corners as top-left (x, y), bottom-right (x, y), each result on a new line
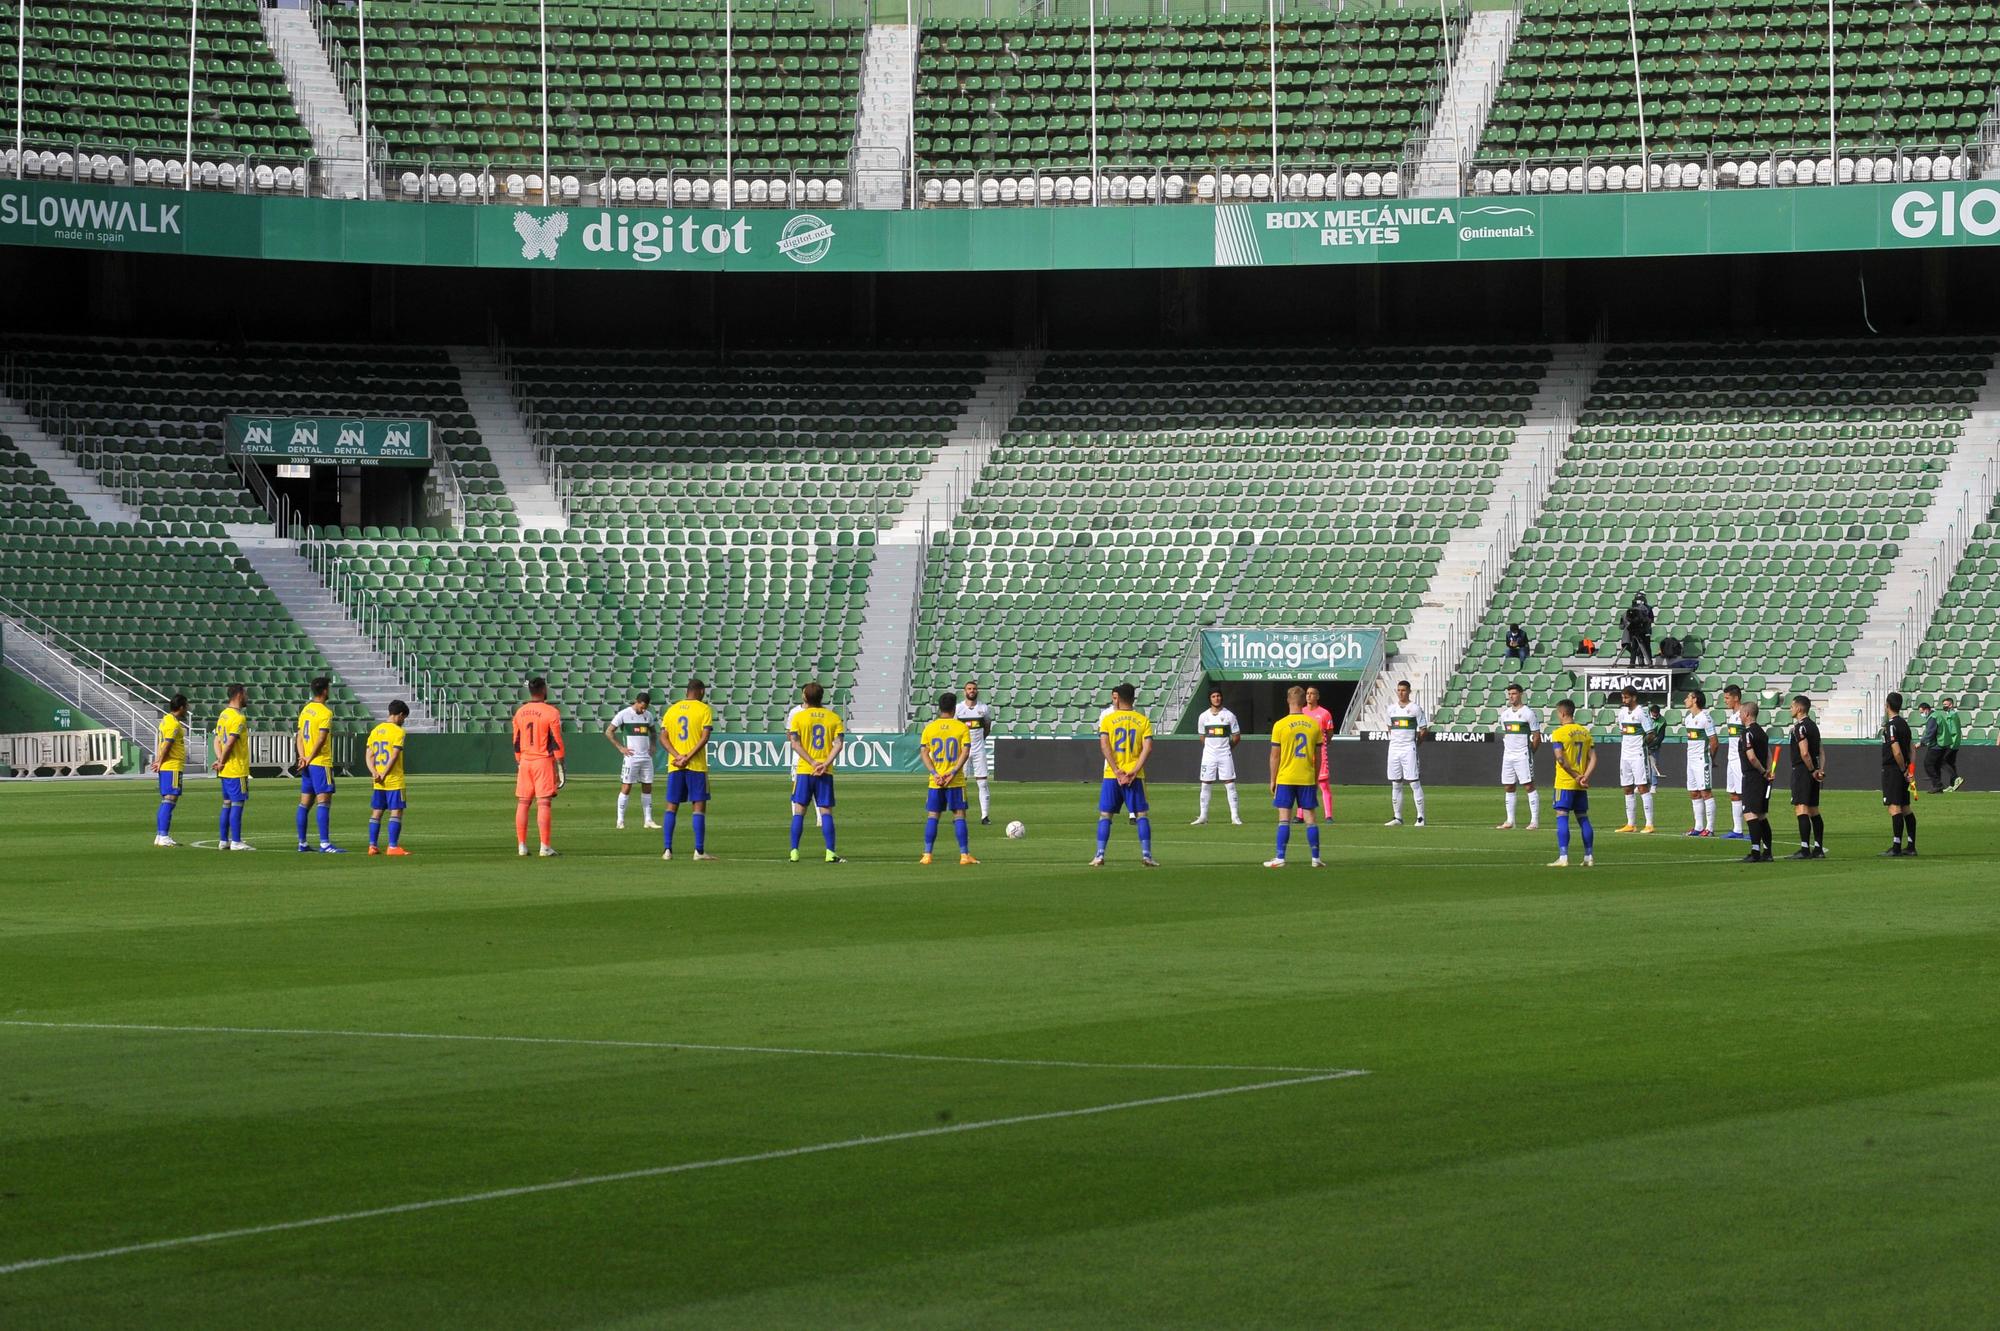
top-left (1790, 774), bottom-right (1822, 808)
top-left (1741, 780), bottom-right (1771, 816)
top-left (1881, 769), bottom-right (1913, 804)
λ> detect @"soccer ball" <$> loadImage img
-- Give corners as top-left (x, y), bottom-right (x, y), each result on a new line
top-left (1005, 821), bottom-right (1026, 839)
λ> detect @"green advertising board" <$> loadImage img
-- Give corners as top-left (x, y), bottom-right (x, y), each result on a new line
top-left (227, 415), bottom-right (433, 465)
top-left (1200, 628), bottom-right (1385, 681)
top-left (5, 179), bottom-right (2000, 274)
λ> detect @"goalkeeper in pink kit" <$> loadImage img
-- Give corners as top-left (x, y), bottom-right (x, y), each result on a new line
top-left (1301, 685), bottom-right (1335, 820)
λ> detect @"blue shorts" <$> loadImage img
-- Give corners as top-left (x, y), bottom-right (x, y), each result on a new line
top-left (665, 770), bottom-right (710, 805)
top-left (300, 767), bottom-right (336, 796)
top-left (791, 773), bottom-right (835, 809)
top-left (1554, 788), bottom-right (1589, 814)
top-left (925, 786), bottom-right (968, 814)
top-left (157, 770), bottom-right (183, 797)
top-left (1272, 782), bottom-right (1316, 809)
top-left (220, 776), bottom-right (249, 804)
top-left (1098, 777), bottom-right (1149, 815)
top-left (370, 789), bottom-right (406, 812)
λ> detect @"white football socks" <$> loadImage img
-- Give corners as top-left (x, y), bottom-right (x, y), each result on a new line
top-left (1731, 800), bottom-right (1744, 834)
top-left (1225, 782), bottom-right (1240, 818)
top-left (1412, 783), bottom-right (1427, 819)
top-left (1505, 789), bottom-right (1518, 822)
top-left (1626, 793), bottom-right (1639, 825)
top-left (641, 793), bottom-right (653, 823)
top-left (1391, 784), bottom-right (1404, 820)
top-left (1528, 789), bottom-right (1540, 823)
top-left (977, 778), bottom-right (990, 819)
top-left (1642, 792), bottom-right (1655, 826)
top-left (616, 793), bottom-right (628, 824)
top-left (1199, 784), bottom-right (1212, 818)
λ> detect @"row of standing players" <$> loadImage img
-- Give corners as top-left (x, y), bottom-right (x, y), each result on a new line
top-left (149, 677), bottom-right (410, 854)
top-left (144, 674), bottom-right (1928, 865)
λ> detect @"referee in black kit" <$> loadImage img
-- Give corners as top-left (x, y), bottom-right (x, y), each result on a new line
top-left (1786, 695), bottom-right (1826, 860)
top-left (1737, 702), bottom-right (1776, 862)
top-left (1882, 692), bottom-right (1918, 857)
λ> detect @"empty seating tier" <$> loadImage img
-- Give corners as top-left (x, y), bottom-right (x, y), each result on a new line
top-left (1901, 499), bottom-right (2000, 736)
top-left (0, 341), bottom-right (507, 532)
top-left (1481, 0), bottom-right (1998, 169)
top-left (0, 435), bottom-right (85, 524)
top-left (1434, 339), bottom-right (1994, 731)
top-left (0, 522), bottom-right (362, 717)
top-left (917, 12), bottom-right (1446, 181)
top-left (914, 348), bottom-right (1546, 732)
top-left (0, 0), bottom-right (310, 164)
top-left (320, 1), bottom-right (863, 181)
top-left (309, 527), bottom-right (873, 730)
top-left (504, 349), bottom-right (984, 538)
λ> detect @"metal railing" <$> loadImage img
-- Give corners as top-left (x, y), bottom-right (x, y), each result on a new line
top-left (0, 596), bottom-right (181, 752)
top-left (375, 158), bottom-right (854, 209)
top-left (307, 551), bottom-right (466, 732)
top-left (4, 136), bottom-right (321, 195)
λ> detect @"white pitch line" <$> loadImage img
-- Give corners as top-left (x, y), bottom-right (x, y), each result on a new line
top-left (0, 1020), bottom-right (1360, 1076)
top-left (0, 1069), bottom-right (1365, 1278)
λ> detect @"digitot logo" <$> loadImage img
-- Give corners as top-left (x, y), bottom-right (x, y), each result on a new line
top-left (512, 210), bottom-right (569, 261)
top-left (777, 213), bottom-right (835, 265)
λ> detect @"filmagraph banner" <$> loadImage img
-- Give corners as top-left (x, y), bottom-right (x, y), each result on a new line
top-left (5, 179), bottom-right (2000, 273)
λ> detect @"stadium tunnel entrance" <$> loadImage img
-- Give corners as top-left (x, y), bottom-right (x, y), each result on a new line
top-left (260, 459), bottom-right (434, 533)
top-left (1181, 679), bottom-right (1359, 737)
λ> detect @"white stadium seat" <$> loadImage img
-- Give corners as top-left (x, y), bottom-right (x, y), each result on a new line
top-left (1166, 173), bottom-right (1185, 200)
top-left (980, 177), bottom-right (999, 204)
top-left (400, 171), bottom-right (421, 196)
top-left (1777, 159), bottom-right (1797, 186)
top-left (750, 179), bottom-right (768, 203)
top-left (1251, 172), bottom-right (1271, 199)
top-left (1196, 173), bottom-right (1216, 200)
top-left (1309, 171), bottom-right (1329, 198)
top-left (824, 179), bottom-right (844, 205)
top-left (691, 178), bottom-right (710, 203)
top-left (437, 172), bottom-right (458, 199)
top-left (942, 179), bottom-right (961, 204)
top-left (1914, 155), bottom-right (1933, 181)
top-left (769, 178), bottom-right (788, 204)
top-left (616, 176), bottom-right (636, 201)
top-left (1054, 176), bottom-right (1072, 202)
top-left (923, 178), bottom-right (942, 204)
top-left (1587, 164), bottom-right (1606, 191)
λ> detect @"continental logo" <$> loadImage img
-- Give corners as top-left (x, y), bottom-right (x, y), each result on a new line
top-left (1891, 188), bottom-right (2000, 239)
top-left (0, 190), bottom-right (180, 244)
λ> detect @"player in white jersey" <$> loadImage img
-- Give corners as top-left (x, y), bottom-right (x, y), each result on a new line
top-left (955, 679), bottom-right (995, 825)
top-left (1383, 679), bottom-right (1429, 827)
top-left (1494, 682), bottom-right (1542, 830)
top-left (1682, 689), bottom-right (1720, 837)
top-left (1190, 687), bottom-right (1243, 826)
top-left (1613, 686), bottom-right (1657, 834)
top-left (1719, 683), bottom-right (1749, 839)
top-left (605, 691), bottom-right (660, 830)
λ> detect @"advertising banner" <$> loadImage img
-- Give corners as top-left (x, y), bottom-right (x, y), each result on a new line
top-left (228, 415), bottom-right (432, 466)
top-left (1199, 628), bottom-right (1384, 681)
top-left (6, 179), bottom-right (2000, 274)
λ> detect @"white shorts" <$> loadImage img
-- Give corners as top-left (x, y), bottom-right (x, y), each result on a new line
top-left (1199, 753), bottom-right (1237, 782)
top-left (1619, 753), bottom-right (1650, 788)
top-left (1686, 754), bottom-right (1714, 792)
top-left (1500, 752), bottom-right (1534, 786)
top-left (1725, 764), bottom-right (1743, 796)
top-left (965, 747), bottom-right (990, 780)
top-left (620, 755), bottom-right (653, 786)
top-left (1386, 748), bottom-right (1420, 782)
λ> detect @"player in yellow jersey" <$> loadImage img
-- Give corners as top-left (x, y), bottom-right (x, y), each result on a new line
top-left (1265, 686), bottom-right (1325, 869)
top-left (661, 678), bottom-right (717, 862)
top-left (919, 692), bottom-right (977, 866)
top-left (365, 700), bottom-right (411, 856)
top-left (294, 675), bottom-right (345, 853)
top-left (787, 680), bottom-right (845, 863)
top-left (152, 693), bottom-right (189, 846)
top-left (209, 683), bottom-right (254, 851)
top-left (1092, 681), bottom-right (1157, 867)
top-left (1547, 698), bottom-right (1598, 868)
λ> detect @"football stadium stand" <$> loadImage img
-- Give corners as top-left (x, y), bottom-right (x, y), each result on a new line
top-left (0, 435), bottom-right (86, 526)
top-left (0, 340), bottom-right (511, 533)
top-left (911, 347), bottom-right (1548, 731)
top-left (0, 0), bottom-right (313, 186)
top-left (1901, 500), bottom-right (2000, 737)
top-left (0, 521), bottom-right (365, 720)
top-left (316, 0), bottom-right (864, 199)
top-left (915, 11), bottom-right (1449, 203)
top-left (1433, 338), bottom-right (1995, 733)
top-left (1473, 0), bottom-right (1996, 192)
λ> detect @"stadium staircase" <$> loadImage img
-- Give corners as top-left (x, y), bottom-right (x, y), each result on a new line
top-left (0, 396), bottom-right (144, 528)
top-left (851, 351), bottom-right (1040, 730)
top-left (236, 542), bottom-right (440, 732)
top-left (1353, 341), bottom-right (1598, 732)
top-left (450, 349), bottom-right (568, 533)
top-left (262, 6), bottom-right (368, 201)
top-left (1824, 374), bottom-right (2000, 735)
top-left (1901, 495), bottom-right (2000, 737)
top-left (854, 24), bottom-right (916, 209)
top-left (1411, 5), bottom-right (1519, 197)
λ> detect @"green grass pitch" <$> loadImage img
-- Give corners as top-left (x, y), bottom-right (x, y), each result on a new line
top-left (2, 774), bottom-right (1996, 1328)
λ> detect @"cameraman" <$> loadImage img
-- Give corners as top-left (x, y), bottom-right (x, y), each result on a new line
top-left (1621, 593), bottom-right (1655, 665)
